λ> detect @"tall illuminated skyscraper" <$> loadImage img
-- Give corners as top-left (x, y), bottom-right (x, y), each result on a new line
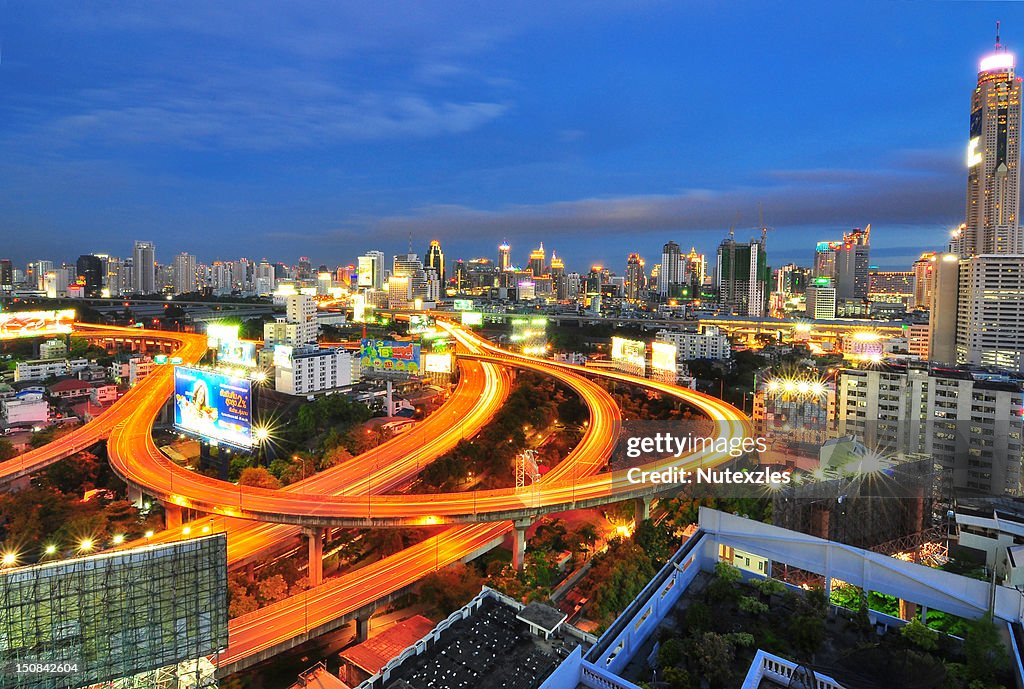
top-left (962, 27), bottom-right (1023, 256)
top-left (624, 253), bottom-right (645, 301)
top-left (132, 240), bottom-right (156, 295)
top-left (549, 252), bottom-right (566, 300)
top-left (658, 241), bottom-right (685, 298)
top-left (528, 243), bottom-right (546, 276)
top-left (425, 239), bottom-right (445, 285)
top-left (498, 242), bottom-right (511, 272)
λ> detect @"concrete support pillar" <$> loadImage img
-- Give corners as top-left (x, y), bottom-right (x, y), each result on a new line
top-left (512, 525), bottom-right (528, 571)
top-left (127, 484), bottom-right (143, 507)
top-left (899, 599), bottom-right (917, 622)
top-left (163, 503), bottom-right (183, 530)
top-left (920, 605), bottom-right (928, 624)
top-left (356, 616), bottom-right (370, 643)
top-left (634, 496), bottom-right (652, 522)
top-left (304, 527), bottom-right (324, 587)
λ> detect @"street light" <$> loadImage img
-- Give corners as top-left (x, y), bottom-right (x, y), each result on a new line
top-left (78, 538), bottom-right (94, 552)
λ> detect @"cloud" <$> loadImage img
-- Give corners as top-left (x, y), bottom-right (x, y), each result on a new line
top-left (306, 151), bottom-right (963, 242)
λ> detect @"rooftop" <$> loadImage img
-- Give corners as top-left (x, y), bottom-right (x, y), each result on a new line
top-left (340, 615), bottom-right (436, 675)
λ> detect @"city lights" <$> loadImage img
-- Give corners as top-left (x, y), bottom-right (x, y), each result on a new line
top-left (79, 538), bottom-right (94, 551)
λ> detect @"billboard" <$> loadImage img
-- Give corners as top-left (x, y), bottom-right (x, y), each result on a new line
top-left (422, 352), bottom-right (453, 374)
top-left (0, 535), bottom-right (227, 689)
top-left (651, 341), bottom-right (677, 373)
top-left (408, 314), bottom-right (434, 334)
top-left (461, 311), bottom-right (483, 326)
top-left (174, 367), bottom-right (253, 448)
top-left (0, 309), bottom-right (75, 340)
top-left (205, 323), bottom-right (239, 348)
top-left (360, 339), bottom-right (421, 375)
top-left (273, 344), bottom-right (293, 369)
top-left (453, 299), bottom-right (473, 311)
top-left (218, 340), bottom-right (257, 367)
top-left (611, 336), bottom-right (646, 374)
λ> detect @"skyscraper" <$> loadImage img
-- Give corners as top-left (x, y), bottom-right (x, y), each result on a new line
top-left (912, 252), bottom-right (937, 309)
top-left (929, 253), bottom-right (961, 365)
top-left (658, 241), bottom-right (685, 298)
top-left (358, 251), bottom-right (385, 290)
top-left (528, 243), bottom-right (546, 277)
top-left (0, 259), bottom-right (14, 293)
top-left (132, 241), bottom-right (156, 295)
top-left (624, 253), bottom-right (646, 301)
top-left (836, 226), bottom-right (870, 299)
top-left (498, 242), bottom-right (511, 272)
top-left (76, 255), bottom-right (103, 297)
top-left (961, 31), bottom-right (1023, 256)
top-left (549, 252), bottom-right (566, 300)
top-left (425, 240), bottom-right (445, 285)
top-left (715, 233), bottom-right (769, 316)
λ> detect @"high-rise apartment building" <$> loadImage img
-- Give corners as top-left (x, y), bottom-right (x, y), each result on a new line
top-left (171, 252), bottom-right (197, 295)
top-left (425, 240), bottom-right (445, 285)
top-left (255, 261), bottom-right (275, 296)
top-left (961, 35), bottom-right (1023, 256)
top-left (955, 254), bottom-right (1024, 372)
top-left (715, 233), bottom-right (769, 316)
top-left (928, 253), bottom-right (961, 365)
top-left (837, 227), bottom-right (870, 299)
top-left (838, 362), bottom-right (1024, 495)
top-left (132, 241), bottom-right (156, 295)
top-left (265, 293), bottom-right (318, 346)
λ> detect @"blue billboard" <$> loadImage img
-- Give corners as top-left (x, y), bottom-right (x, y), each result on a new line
top-left (218, 339), bottom-right (257, 367)
top-left (173, 367), bottom-right (253, 448)
top-left (360, 339), bottom-right (421, 375)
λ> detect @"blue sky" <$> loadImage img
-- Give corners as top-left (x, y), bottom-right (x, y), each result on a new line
top-left (0, 1), bottom-right (1018, 272)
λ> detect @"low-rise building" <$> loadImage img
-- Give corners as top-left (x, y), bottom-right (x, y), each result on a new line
top-left (48, 378), bottom-right (94, 400)
top-left (39, 339), bottom-right (68, 359)
top-left (15, 358), bottom-right (89, 383)
top-left (654, 325), bottom-right (731, 361)
top-left (1, 392), bottom-right (48, 426)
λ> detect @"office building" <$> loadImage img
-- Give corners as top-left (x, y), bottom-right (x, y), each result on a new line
top-left (956, 254), bottom-right (1024, 372)
top-left (912, 252), bottom-right (937, 309)
top-left (837, 226), bottom-right (870, 299)
top-left (255, 261), bottom-right (275, 296)
top-left (392, 253), bottom-right (428, 300)
top-left (0, 259), bottom-right (14, 293)
top-left (961, 36), bottom-right (1023, 256)
top-left (658, 241), bottom-right (685, 298)
top-left (549, 252), bottom-right (566, 300)
top-left (498, 242), bottom-right (511, 272)
top-left (425, 240), bottom-right (445, 285)
top-left (868, 269), bottom-right (914, 303)
top-left (527, 243), bottom-right (546, 277)
top-left (75, 254), bottom-right (103, 297)
top-left (686, 246), bottom-right (706, 286)
top-left (715, 232), bottom-right (769, 316)
top-left (623, 253), bottom-right (645, 301)
top-left (131, 240), bottom-right (156, 295)
top-left (358, 251), bottom-right (385, 291)
top-left (838, 362), bottom-right (1024, 495)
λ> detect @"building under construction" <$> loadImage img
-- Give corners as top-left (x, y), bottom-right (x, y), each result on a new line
top-left (772, 456), bottom-right (934, 551)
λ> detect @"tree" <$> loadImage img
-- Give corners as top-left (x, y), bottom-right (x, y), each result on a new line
top-left (0, 439), bottom-right (15, 461)
top-left (42, 450), bottom-right (101, 494)
top-left (255, 574), bottom-right (290, 605)
top-left (683, 632), bottom-right (734, 689)
top-left (238, 467), bottom-right (281, 490)
top-left (964, 614), bottom-right (1009, 686)
top-left (899, 618), bottom-right (938, 652)
top-left (634, 519), bottom-right (672, 566)
top-left (418, 563), bottom-right (483, 616)
top-left (657, 637), bottom-right (686, 668)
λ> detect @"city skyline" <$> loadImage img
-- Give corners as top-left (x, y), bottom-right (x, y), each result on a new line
top-left (2, 3), bottom-right (1018, 268)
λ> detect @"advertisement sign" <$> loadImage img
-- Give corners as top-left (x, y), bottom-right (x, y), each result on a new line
top-left (0, 309), bottom-right (75, 339)
top-left (461, 311), bottom-right (483, 326)
top-left (273, 344), bottom-right (293, 369)
top-left (218, 340), bottom-right (257, 367)
top-left (651, 341), bottom-right (677, 373)
top-left (360, 339), bottom-right (421, 375)
top-left (611, 336), bottom-right (646, 373)
top-left (422, 352), bottom-right (453, 374)
top-left (453, 299), bottom-right (473, 311)
top-left (206, 323), bottom-right (239, 348)
top-left (408, 314), bottom-right (435, 334)
top-left (174, 367), bottom-right (252, 448)
top-left (352, 293), bottom-right (367, 323)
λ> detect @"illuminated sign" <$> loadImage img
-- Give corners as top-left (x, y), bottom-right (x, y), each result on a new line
top-left (813, 277), bottom-right (831, 286)
top-left (173, 367), bottom-right (252, 448)
top-left (409, 314), bottom-right (435, 334)
top-left (967, 136), bottom-right (982, 167)
top-left (980, 52), bottom-right (1015, 72)
top-left (422, 352), bottom-right (453, 374)
top-left (352, 293), bottom-right (367, 323)
top-left (218, 340), bottom-right (257, 367)
top-left (153, 354), bottom-right (168, 365)
top-left (206, 323), bottom-right (239, 348)
top-left (611, 336), bottom-right (646, 373)
top-left (273, 344), bottom-right (293, 369)
top-left (0, 309), bottom-right (75, 339)
top-left (360, 339), bottom-right (421, 375)
top-left (651, 341), bottom-right (677, 373)
top-left (461, 311), bottom-right (483, 326)
top-left (453, 299), bottom-right (473, 311)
